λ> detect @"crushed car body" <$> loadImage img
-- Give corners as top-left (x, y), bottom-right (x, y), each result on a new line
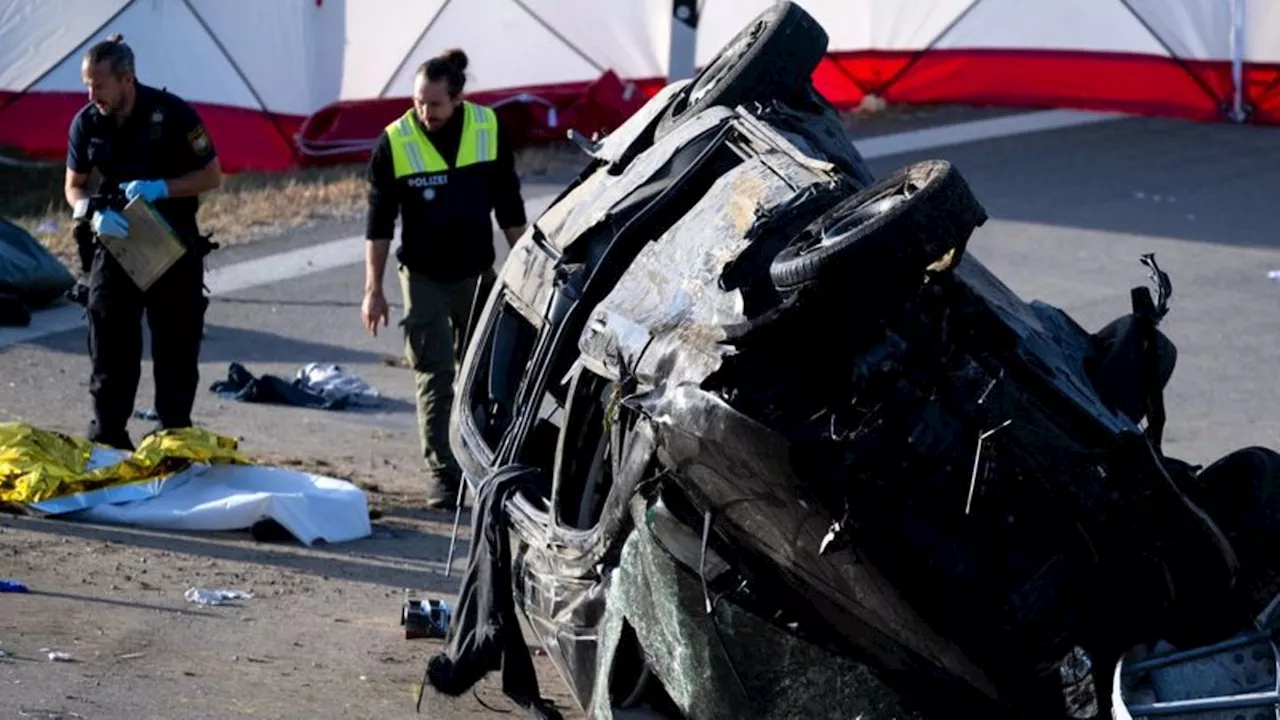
top-left (419, 3), bottom-right (1280, 719)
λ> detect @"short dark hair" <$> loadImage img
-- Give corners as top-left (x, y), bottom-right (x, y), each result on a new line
top-left (84, 33), bottom-right (135, 78)
top-left (417, 48), bottom-right (468, 97)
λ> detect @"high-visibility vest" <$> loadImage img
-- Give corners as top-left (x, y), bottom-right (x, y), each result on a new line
top-left (384, 101), bottom-right (498, 178)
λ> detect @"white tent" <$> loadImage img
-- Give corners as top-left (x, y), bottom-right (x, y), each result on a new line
top-left (1, 0), bottom-right (1276, 172)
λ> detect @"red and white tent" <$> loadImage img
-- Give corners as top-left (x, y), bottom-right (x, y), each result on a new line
top-left (1, 0), bottom-right (1276, 173)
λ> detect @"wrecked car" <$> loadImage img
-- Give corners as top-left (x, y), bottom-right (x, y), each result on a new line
top-left (422, 3), bottom-right (1280, 719)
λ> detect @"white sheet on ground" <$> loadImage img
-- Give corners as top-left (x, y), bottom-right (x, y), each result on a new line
top-left (62, 463), bottom-right (372, 546)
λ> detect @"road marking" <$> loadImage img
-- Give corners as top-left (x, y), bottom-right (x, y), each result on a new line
top-left (0, 108), bottom-right (1124, 350)
top-left (855, 108), bottom-right (1123, 160)
top-left (0, 195), bottom-right (559, 350)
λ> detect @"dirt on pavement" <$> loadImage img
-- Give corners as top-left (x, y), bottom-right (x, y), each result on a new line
top-left (0, 470), bottom-right (583, 720)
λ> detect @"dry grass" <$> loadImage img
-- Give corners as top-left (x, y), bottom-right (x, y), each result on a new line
top-left (1, 141), bottom-right (588, 271)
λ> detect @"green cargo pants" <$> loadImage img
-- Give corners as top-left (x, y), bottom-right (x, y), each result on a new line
top-left (398, 263), bottom-right (496, 487)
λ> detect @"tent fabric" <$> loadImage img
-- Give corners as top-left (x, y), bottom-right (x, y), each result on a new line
top-left (1, 0), bottom-right (1278, 174)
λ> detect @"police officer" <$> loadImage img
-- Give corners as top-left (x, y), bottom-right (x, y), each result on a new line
top-left (64, 34), bottom-right (223, 450)
top-left (361, 48), bottom-right (527, 509)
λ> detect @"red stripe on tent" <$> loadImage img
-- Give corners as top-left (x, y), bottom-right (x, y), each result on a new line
top-left (0, 91), bottom-right (303, 173)
top-left (2, 51), bottom-right (1270, 176)
top-left (1244, 63), bottom-right (1280, 124)
top-left (821, 49), bottom-right (1235, 122)
top-left (294, 70), bottom-right (664, 168)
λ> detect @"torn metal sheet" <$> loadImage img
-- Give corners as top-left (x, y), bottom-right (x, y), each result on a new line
top-left (578, 149), bottom-right (840, 389)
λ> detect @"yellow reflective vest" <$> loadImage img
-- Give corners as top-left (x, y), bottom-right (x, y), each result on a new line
top-left (384, 101), bottom-right (499, 177)
top-left (376, 101), bottom-right (508, 281)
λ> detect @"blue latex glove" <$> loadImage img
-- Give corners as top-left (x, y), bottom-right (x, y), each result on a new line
top-left (91, 209), bottom-right (130, 239)
top-left (122, 179), bottom-right (169, 203)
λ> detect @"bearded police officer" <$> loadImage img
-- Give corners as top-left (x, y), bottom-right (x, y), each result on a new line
top-left (361, 49), bottom-right (527, 510)
top-left (65, 34), bottom-right (223, 450)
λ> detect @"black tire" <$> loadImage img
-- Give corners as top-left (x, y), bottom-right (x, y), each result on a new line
top-left (653, 1), bottom-right (828, 140)
top-left (769, 159), bottom-right (988, 293)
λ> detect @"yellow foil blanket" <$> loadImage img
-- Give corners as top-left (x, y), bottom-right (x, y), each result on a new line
top-left (0, 422), bottom-right (250, 505)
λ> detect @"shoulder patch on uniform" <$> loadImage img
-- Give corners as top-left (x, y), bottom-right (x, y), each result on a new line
top-left (187, 125), bottom-right (212, 155)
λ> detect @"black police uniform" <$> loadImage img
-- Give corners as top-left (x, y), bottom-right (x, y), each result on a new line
top-left (365, 107), bottom-right (526, 282)
top-left (67, 82), bottom-right (217, 449)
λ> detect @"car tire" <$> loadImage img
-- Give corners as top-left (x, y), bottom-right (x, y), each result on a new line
top-left (768, 159), bottom-right (989, 294)
top-left (653, 1), bottom-right (828, 140)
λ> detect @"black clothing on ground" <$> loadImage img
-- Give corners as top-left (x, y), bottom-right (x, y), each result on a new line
top-left (424, 464), bottom-right (561, 719)
top-left (67, 82), bottom-right (218, 448)
top-left (209, 362), bottom-right (346, 410)
top-left (364, 107), bottom-right (526, 283)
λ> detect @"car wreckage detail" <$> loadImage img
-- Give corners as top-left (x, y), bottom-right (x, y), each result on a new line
top-left (419, 4), bottom-right (1280, 719)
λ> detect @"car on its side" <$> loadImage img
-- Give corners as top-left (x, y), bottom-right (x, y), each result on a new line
top-left (432, 4), bottom-right (1279, 719)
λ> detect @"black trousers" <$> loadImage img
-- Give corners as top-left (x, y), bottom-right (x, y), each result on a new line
top-left (85, 245), bottom-right (208, 448)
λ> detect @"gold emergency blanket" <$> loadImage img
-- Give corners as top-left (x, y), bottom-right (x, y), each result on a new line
top-left (0, 422), bottom-right (250, 505)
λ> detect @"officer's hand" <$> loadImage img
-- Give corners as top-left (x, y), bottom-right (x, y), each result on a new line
top-left (91, 210), bottom-right (130, 239)
top-left (362, 290), bottom-right (389, 337)
top-left (122, 179), bottom-right (169, 203)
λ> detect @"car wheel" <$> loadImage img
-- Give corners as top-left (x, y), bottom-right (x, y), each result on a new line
top-left (653, 1), bottom-right (828, 140)
top-left (768, 159), bottom-right (988, 294)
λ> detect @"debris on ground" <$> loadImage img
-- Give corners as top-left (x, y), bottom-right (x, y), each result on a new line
top-left (296, 363), bottom-right (381, 408)
top-left (210, 361), bottom-right (380, 410)
top-left (185, 588), bottom-right (254, 606)
top-left (1, 579), bottom-right (29, 593)
top-left (401, 591), bottom-right (451, 640)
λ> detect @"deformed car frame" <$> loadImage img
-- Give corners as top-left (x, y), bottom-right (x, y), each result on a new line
top-left (424, 3), bottom-right (1278, 719)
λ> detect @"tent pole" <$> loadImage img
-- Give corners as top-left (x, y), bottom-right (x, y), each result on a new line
top-left (1230, 0), bottom-right (1247, 123)
top-left (0, 0), bottom-right (138, 117)
top-left (668, 0), bottom-right (698, 83)
top-left (377, 0), bottom-right (451, 99)
top-left (181, 0), bottom-right (299, 164)
top-left (1119, 0), bottom-right (1227, 117)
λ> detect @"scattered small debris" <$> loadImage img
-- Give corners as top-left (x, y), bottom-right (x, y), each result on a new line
top-left (18, 709), bottom-right (84, 719)
top-left (47, 652), bottom-right (74, 662)
top-left (1, 579), bottom-right (29, 593)
top-left (116, 652), bottom-right (146, 660)
top-left (184, 588), bottom-right (253, 606)
top-left (132, 408), bottom-right (159, 421)
top-left (1268, 270), bottom-right (1280, 281)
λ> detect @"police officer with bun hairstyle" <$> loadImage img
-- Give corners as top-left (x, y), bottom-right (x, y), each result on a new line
top-left (65, 34), bottom-right (223, 450)
top-left (362, 48), bottom-right (527, 510)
